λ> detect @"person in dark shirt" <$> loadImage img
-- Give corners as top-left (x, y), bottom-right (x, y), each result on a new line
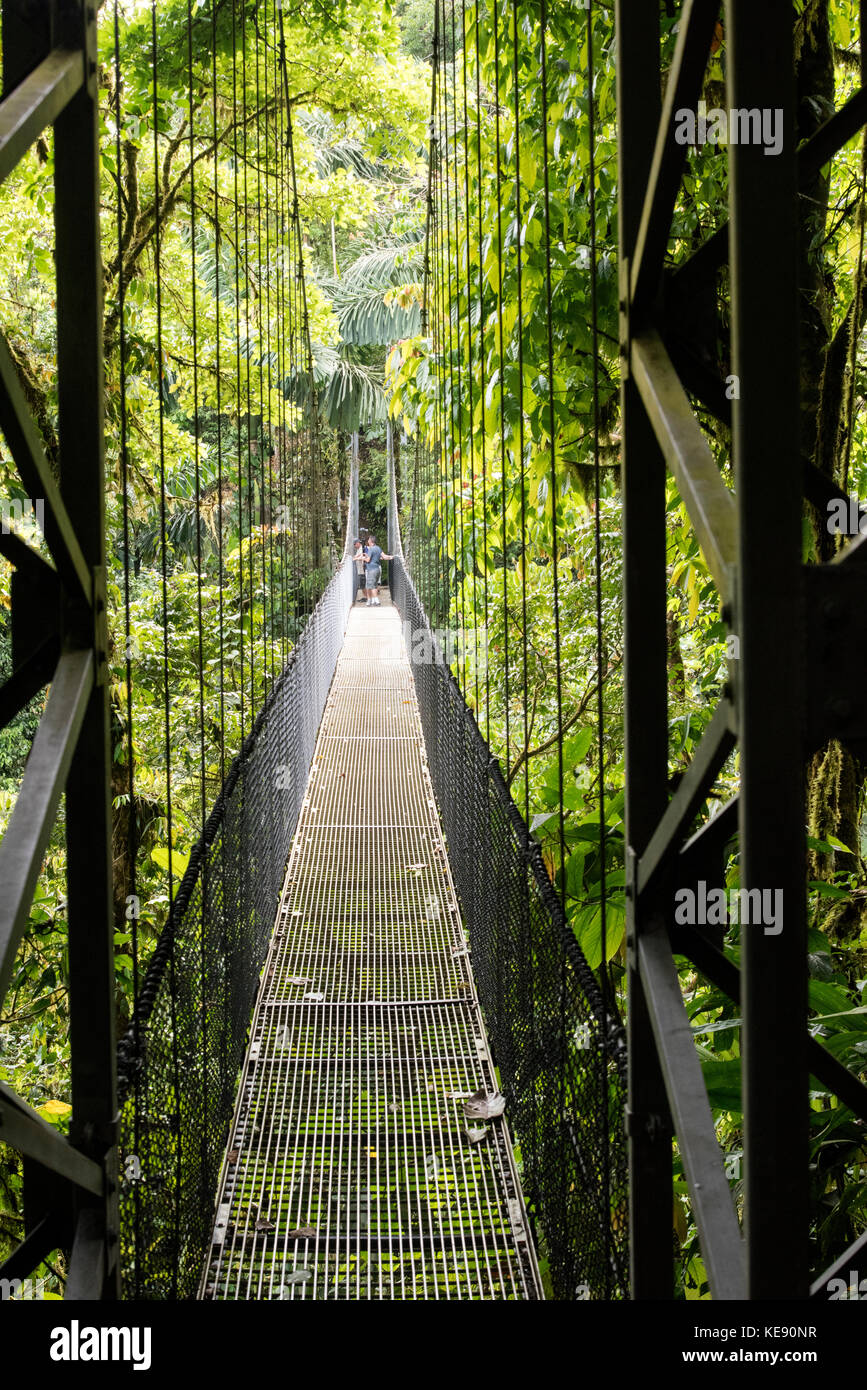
top-left (363, 534), bottom-right (393, 606)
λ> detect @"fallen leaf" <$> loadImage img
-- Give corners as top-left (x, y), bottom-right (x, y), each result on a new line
top-left (227, 1149), bottom-right (240, 1164)
top-left (255, 1219), bottom-right (275, 1233)
top-left (463, 1089), bottom-right (506, 1120)
top-left (303, 991), bottom-right (325, 1002)
top-left (284, 1268), bottom-right (313, 1285)
top-left (287, 1225), bottom-right (317, 1239)
top-left (464, 1126), bottom-right (488, 1144)
top-left (287, 975), bottom-right (310, 986)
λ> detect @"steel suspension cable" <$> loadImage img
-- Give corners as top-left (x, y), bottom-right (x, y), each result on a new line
top-left (473, 2), bottom-right (491, 746)
top-left (581, 0), bottom-right (614, 1297)
top-left (242, 14), bottom-right (256, 718)
top-left (113, 0), bottom-right (141, 1293)
top-left (186, 0), bottom-right (211, 1227)
top-left (211, 0), bottom-right (226, 790)
top-left (435, 1), bottom-right (450, 628)
top-left (511, 0), bottom-right (530, 827)
top-left (210, 0), bottom-right (229, 1124)
top-left (443, 0), bottom-right (463, 659)
top-left (231, 0), bottom-right (246, 742)
top-left (538, 0), bottom-right (566, 893)
top-left (279, 5), bottom-right (326, 609)
top-left (421, 1), bottom-right (438, 620)
top-left (586, 0), bottom-right (610, 1003)
top-left (256, 11), bottom-right (270, 695)
top-left (271, 0), bottom-right (289, 672)
top-left (492, 0), bottom-right (511, 778)
top-left (150, 0), bottom-right (182, 1297)
top-left (460, 3), bottom-right (480, 718)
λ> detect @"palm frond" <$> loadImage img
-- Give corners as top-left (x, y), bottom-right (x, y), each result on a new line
top-left (340, 238), bottom-right (424, 289)
top-left (287, 347), bottom-right (386, 433)
top-left (334, 283), bottom-right (421, 346)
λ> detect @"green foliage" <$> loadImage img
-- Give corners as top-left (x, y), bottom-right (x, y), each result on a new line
top-left (0, 0), bottom-right (432, 1263)
top-left (394, 0), bottom-right (867, 1297)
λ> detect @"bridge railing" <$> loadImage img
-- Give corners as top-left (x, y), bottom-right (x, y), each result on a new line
top-left (387, 438), bottom-right (629, 1300)
top-left (115, 459), bottom-right (357, 1298)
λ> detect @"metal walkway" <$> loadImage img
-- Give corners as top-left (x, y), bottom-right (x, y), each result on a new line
top-left (201, 594), bottom-right (543, 1301)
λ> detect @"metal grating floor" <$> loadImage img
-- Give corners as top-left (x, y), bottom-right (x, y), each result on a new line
top-left (200, 595), bottom-right (543, 1301)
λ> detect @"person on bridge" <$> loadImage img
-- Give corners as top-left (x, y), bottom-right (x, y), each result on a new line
top-left (353, 539), bottom-right (366, 601)
top-left (363, 534), bottom-right (392, 606)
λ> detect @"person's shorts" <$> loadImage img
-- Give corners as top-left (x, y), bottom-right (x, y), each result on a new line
top-left (365, 564), bottom-right (381, 587)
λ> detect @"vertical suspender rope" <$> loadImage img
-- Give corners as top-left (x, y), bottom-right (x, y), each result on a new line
top-left (511, 0), bottom-right (530, 827)
top-left (584, 0), bottom-right (613, 1295)
top-left (460, 4), bottom-right (480, 718)
top-left (434, 28), bottom-right (445, 628)
top-left (537, 0), bottom-right (570, 1263)
top-left (279, 6), bottom-right (326, 610)
top-left (421, 6), bottom-right (438, 619)
top-left (492, 0), bottom-right (511, 779)
top-left (212, 4), bottom-right (226, 790)
top-left (258, 11), bottom-right (270, 694)
top-left (285, 16), bottom-right (301, 639)
top-left (538, 0), bottom-right (566, 893)
top-left (843, 146), bottom-right (867, 496)
top-left (473, 3), bottom-right (491, 747)
top-left (439, 0), bottom-right (455, 634)
top-left (255, 10), bottom-right (272, 698)
top-left (113, 0), bottom-right (141, 1295)
top-left (231, 0), bottom-right (246, 743)
top-left (242, 13), bottom-right (256, 718)
top-left (186, 0), bottom-right (210, 1222)
top-left (586, 0), bottom-right (609, 997)
top-left (436, 1), bottom-right (450, 629)
top-left (456, 4), bottom-right (469, 675)
top-left (447, 0), bottom-right (465, 663)
top-left (272, 0), bottom-right (289, 672)
top-left (210, 0), bottom-right (229, 1115)
top-left (150, 0), bottom-right (182, 1297)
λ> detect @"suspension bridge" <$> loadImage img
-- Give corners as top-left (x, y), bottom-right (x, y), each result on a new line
top-left (1, 0), bottom-right (866, 1308)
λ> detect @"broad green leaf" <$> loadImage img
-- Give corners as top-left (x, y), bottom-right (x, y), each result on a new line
top-left (700, 1060), bottom-right (743, 1114)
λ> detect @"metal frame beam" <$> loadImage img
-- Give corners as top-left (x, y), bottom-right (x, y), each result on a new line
top-left (0, 647), bottom-right (92, 1001)
top-left (616, 0), bottom-right (674, 1301)
top-left (0, 1082), bottom-right (102, 1196)
top-left (671, 86), bottom-right (867, 296)
top-left (617, 0), bottom-right (867, 1300)
top-left (0, 0), bottom-right (118, 1299)
top-left (727, 0), bottom-right (807, 1298)
top-left (639, 922), bottom-right (744, 1299)
top-left (0, 48), bottom-right (83, 186)
top-left (631, 332), bottom-right (737, 598)
top-left (630, 0), bottom-right (722, 316)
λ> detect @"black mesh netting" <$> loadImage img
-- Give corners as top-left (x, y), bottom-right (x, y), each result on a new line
top-left (389, 553), bottom-right (630, 1300)
top-left (116, 556), bottom-right (354, 1299)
